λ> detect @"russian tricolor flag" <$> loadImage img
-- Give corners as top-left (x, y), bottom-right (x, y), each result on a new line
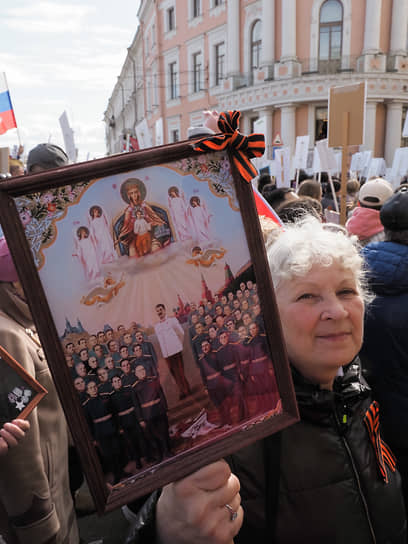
top-left (0, 73), bottom-right (17, 135)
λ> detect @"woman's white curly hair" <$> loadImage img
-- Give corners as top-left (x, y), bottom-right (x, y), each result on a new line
top-left (266, 217), bottom-right (372, 304)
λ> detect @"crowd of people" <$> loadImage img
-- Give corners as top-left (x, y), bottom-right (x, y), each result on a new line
top-left (1, 136), bottom-right (408, 544)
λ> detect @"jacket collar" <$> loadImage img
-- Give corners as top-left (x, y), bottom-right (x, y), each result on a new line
top-left (292, 358), bottom-right (370, 410)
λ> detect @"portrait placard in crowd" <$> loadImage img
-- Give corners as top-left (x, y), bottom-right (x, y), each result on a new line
top-left (0, 140), bottom-right (298, 513)
top-left (0, 345), bottom-right (47, 427)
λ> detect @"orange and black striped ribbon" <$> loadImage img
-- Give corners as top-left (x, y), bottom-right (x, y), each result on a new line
top-left (193, 110), bottom-right (265, 183)
top-left (364, 400), bottom-right (396, 483)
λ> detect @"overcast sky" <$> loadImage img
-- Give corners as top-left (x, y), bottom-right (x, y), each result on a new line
top-left (0, 0), bottom-right (140, 162)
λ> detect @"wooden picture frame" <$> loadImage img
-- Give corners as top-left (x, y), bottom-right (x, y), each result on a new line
top-left (0, 344), bottom-right (47, 427)
top-left (0, 141), bottom-right (298, 513)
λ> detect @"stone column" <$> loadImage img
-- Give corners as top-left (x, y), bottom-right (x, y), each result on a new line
top-left (260, 0), bottom-right (275, 79)
top-left (281, 0), bottom-right (296, 60)
top-left (275, 0), bottom-right (300, 79)
top-left (227, 0), bottom-right (241, 88)
top-left (363, 101), bottom-right (378, 153)
top-left (240, 113), bottom-right (251, 136)
top-left (358, 0), bottom-right (386, 72)
top-left (280, 104), bottom-right (296, 157)
top-left (385, 101), bottom-right (403, 166)
top-left (389, 0), bottom-right (408, 71)
top-left (255, 107), bottom-right (274, 159)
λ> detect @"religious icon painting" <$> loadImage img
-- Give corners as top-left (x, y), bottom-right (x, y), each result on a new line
top-left (0, 345), bottom-right (47, 427)
top-left (0, 138), bottom-right (298, 513)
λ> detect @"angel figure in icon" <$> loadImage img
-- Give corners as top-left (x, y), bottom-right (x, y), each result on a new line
top-left (88, 205), bottom-right (117, 265)
top-left (186, 246), bottom-right (227, 267)
top-left (167, 186), bottom-right (192, 242)
top-left (189, 196), bottom-right (212, 243)
top-left (72, 226), bottom-right (100, 282)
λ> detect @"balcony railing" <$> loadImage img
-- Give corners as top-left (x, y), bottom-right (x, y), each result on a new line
top-left (228, 53), bottom-right (407, 92)
top-left (299, 55), bottom-right (358, 75)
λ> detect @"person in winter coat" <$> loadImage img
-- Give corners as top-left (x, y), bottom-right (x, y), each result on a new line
top-left (0, 238), bottom-right (79, 544)
top-left (346, 177), bottom-right (393, 246)
top-left (125, 218), bottom-right (406, 544)
top-left (360, 185), bottom-right (408, 523)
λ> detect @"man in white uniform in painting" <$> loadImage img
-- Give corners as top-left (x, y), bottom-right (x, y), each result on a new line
top-left (154, 303), bottom-right (192, 400)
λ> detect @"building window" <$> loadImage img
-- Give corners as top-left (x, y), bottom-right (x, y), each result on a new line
top-left (167, 7), bottom-right (175, 31)
top-left (171, 129), bottom-right (179, 142)
top-left (193, 52), bottom-right (202, 93)
top-left (213, 0), bottom-right (223, 6)
top-left (151, 24), bottom-right (156, 47)
top-left (315, 107), bottom-right (328, 141)
top-left (192, 0), bottom-right (201, 18)
top-left (215, 42), bottom-right (225, 86)
top-left (169, 62), bottom-right (178, 99)
top-left (251, 20), bottom-right (262, 81)
top-left (319, 0), bottom-right (343, 72)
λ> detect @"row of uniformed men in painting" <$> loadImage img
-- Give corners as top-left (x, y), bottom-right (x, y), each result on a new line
top-left (64, 279), bottom-right (279, 483)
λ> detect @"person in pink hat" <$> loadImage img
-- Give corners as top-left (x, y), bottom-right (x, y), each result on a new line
top-left (0, 237), bottom-right (79, 544)
top-left (346, 177), bottom-right (394, 246)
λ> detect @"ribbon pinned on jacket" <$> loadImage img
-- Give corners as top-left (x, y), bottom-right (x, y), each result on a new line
top-left (193, 110), bottom-right (265, 183)
top-left (364, 400), bottom-right (396, 484)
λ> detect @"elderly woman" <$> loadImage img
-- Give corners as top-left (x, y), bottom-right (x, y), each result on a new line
top-left (127, 218), bottom-right (406, 544)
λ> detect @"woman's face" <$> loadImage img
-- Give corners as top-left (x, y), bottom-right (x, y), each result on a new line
top-left (276, 263), bottom-right (364, 388)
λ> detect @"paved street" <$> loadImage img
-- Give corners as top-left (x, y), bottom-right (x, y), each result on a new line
top-left (76, 483), bottom-right (130, 544)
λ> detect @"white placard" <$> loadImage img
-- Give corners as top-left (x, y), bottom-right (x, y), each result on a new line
top-left (135, 119), bottom-right (152, 149)
top-left (59, 111), bottom-right (76, 162)
top-left (254, 117), bottom-right (269, 159)
top-left (316, 139), bottom-right (337, 172)
top-left (269, 159), bottom-right (277, 178)
top-left (312, 146), bottom-right (321, 173)
top-left (324, 209), bottom-right (340, 224)
top-left (399, 147), bottom-right (408, 176)
top-left (399, 148), bottom-right (408, 176)
top-left (257, 159), bottom-right (274, 178)
top-left (365, 158), bottom-right (387, 179)
top-left (403, 113), bottom-right (408, 138)
top-left (390, 148), bottom-right (402, 178)
top-left (350, 152), bottom-right (364, 173)
top-left (385, 167), bottom-right (400, 189)
top-left (306, 148), bottom-right (314, 171)
top-left (275, 146), bottom-right (291, 188)
top-left (334, 150), bottom-right (342, 174)
top-left (155, 118), bottom-right (163, 146)
top-left (293, 135), bottom-right (310, 170)
top-left (390, 147), bottom-right (408, 178)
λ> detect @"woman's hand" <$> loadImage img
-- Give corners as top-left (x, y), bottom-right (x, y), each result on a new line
top-left (156, 459), bottom-right (243, 544)
top-left (0, 419), bottom-right (30, 455)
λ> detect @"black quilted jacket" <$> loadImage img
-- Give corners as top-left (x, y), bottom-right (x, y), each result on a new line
top-left (126, 359), bottom-right (406, 544)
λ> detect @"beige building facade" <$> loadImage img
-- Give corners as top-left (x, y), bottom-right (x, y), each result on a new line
top-left (104, 0), bottom-right (408, 167)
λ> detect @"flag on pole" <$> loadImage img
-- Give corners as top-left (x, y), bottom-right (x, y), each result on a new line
top-left (253, 185), bottom-right (283, 227)
top-left (0, 73), bottom-right (17, 135)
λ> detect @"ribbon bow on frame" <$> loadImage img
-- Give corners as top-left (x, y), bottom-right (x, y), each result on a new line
top-left (193, 110), bottom-right (265, 183)
top-left (364, 400), bottom-right (396, 483)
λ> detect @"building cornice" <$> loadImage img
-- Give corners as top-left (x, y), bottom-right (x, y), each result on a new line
top-left (217, 72), bottom-right (408, 111)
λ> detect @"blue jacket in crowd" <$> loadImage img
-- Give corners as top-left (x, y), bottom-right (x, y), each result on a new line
top-left (360, 240), bottom-right (408, 450)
